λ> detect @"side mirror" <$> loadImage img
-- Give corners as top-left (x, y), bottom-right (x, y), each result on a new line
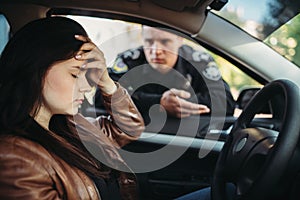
top-left (236, 87), bottom-right (272, 114)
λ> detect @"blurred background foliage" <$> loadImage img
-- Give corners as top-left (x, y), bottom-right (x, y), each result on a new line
top-left (212, 0), bottom-right (299, 98)
top-left (264, 14), bottom-right (300, 68)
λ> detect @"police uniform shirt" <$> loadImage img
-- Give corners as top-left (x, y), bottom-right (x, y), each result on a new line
top-left (95, 45), bottom-right (235, 120)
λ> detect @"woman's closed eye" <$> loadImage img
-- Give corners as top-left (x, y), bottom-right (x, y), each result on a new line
top-left (70, 65), bottom-right (87, 79)
top-left (71, 73), bottom-right (79, 78)
top-left (70, 68), bottom-right (84, 79)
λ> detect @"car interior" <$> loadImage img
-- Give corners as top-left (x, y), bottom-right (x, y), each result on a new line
top-left (1, 0), bottom-right (300, 199)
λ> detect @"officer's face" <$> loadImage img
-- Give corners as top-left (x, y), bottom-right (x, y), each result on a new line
top-left (142, 26), bottom-right (183, 74)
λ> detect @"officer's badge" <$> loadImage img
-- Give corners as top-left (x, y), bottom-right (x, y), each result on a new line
top-left (192, 51), bottom-right (211, 62)
top-left (192, 51), bottom-right (202, 62)
top-left (202, 62), bottom-right (221, 81)
top-left (111, 57), bottom-right (129, 74)
top-left (123, 51), bottom-right (133, 59)
top-left (131, 49), bottom-right (140, 60)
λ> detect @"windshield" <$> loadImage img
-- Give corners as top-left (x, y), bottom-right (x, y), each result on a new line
top-left (213, 0), bottom-right (300, 68)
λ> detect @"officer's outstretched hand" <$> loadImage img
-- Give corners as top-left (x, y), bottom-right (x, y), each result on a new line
top-left (160, 88), bottom-right (210, 118)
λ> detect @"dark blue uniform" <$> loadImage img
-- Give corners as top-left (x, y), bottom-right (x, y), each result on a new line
top-left (95, 45), bottom-right (235, 123)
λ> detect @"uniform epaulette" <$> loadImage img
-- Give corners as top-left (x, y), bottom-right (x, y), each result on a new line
top-left (122, 48), bottom-right (141, 60)
top-left (180, 45), bottom-right (211, 63)
top-left (181, 45), bottom-right (221, 81)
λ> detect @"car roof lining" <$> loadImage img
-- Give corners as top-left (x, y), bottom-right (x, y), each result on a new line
top-left (0, 4), bottom-right (49, 33)
top-left (0, 0), bottom-right (215, 35)
top-left (150, 0), bottom-right (228, 12)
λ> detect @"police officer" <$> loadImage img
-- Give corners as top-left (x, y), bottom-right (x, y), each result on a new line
top-left (94, 26), bottom-right (235, 124)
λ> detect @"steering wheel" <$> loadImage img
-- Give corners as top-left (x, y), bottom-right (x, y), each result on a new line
top-left (212, 79), bottom-right (300, 200)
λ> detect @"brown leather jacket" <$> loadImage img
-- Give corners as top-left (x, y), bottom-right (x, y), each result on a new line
top-left (0, 85), bottom-right (145, 200)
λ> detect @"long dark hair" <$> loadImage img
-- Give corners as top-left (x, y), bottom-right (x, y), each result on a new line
top-left (0, 17), bottom-right (110, 178)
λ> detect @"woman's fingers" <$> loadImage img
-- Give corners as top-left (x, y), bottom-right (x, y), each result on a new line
top-left (74, 34), bottom-right (91, 42)
top-left (74, 35), bottom-right (104, 59)
top-left (78, 42), bottom-right (99, 52)
top-left (81, 60), bottom-right (106, 70)
top-left (74, 35), bottom-right (106, 69)
top-left (75, 45), bottom-right (104, 61)
top-left (74, 35), bottom-right (115, 92)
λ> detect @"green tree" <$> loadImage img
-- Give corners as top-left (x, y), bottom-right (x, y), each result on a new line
top-left (265, 14), bottom-right (300, 68)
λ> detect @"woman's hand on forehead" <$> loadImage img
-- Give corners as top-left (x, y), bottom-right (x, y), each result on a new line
top-left (74, 35), bottom-right (116, 94)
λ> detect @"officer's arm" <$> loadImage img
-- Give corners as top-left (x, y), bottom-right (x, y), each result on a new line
top-left (195, 80), bottom-right (235, 116)
top-left (131, 90), bottom-right (162, 121)
top-left (189, 52), bottom-right (235, 116)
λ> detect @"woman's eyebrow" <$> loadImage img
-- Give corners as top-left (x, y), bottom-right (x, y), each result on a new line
top-left (70, 66), bottom-right (83, 71)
